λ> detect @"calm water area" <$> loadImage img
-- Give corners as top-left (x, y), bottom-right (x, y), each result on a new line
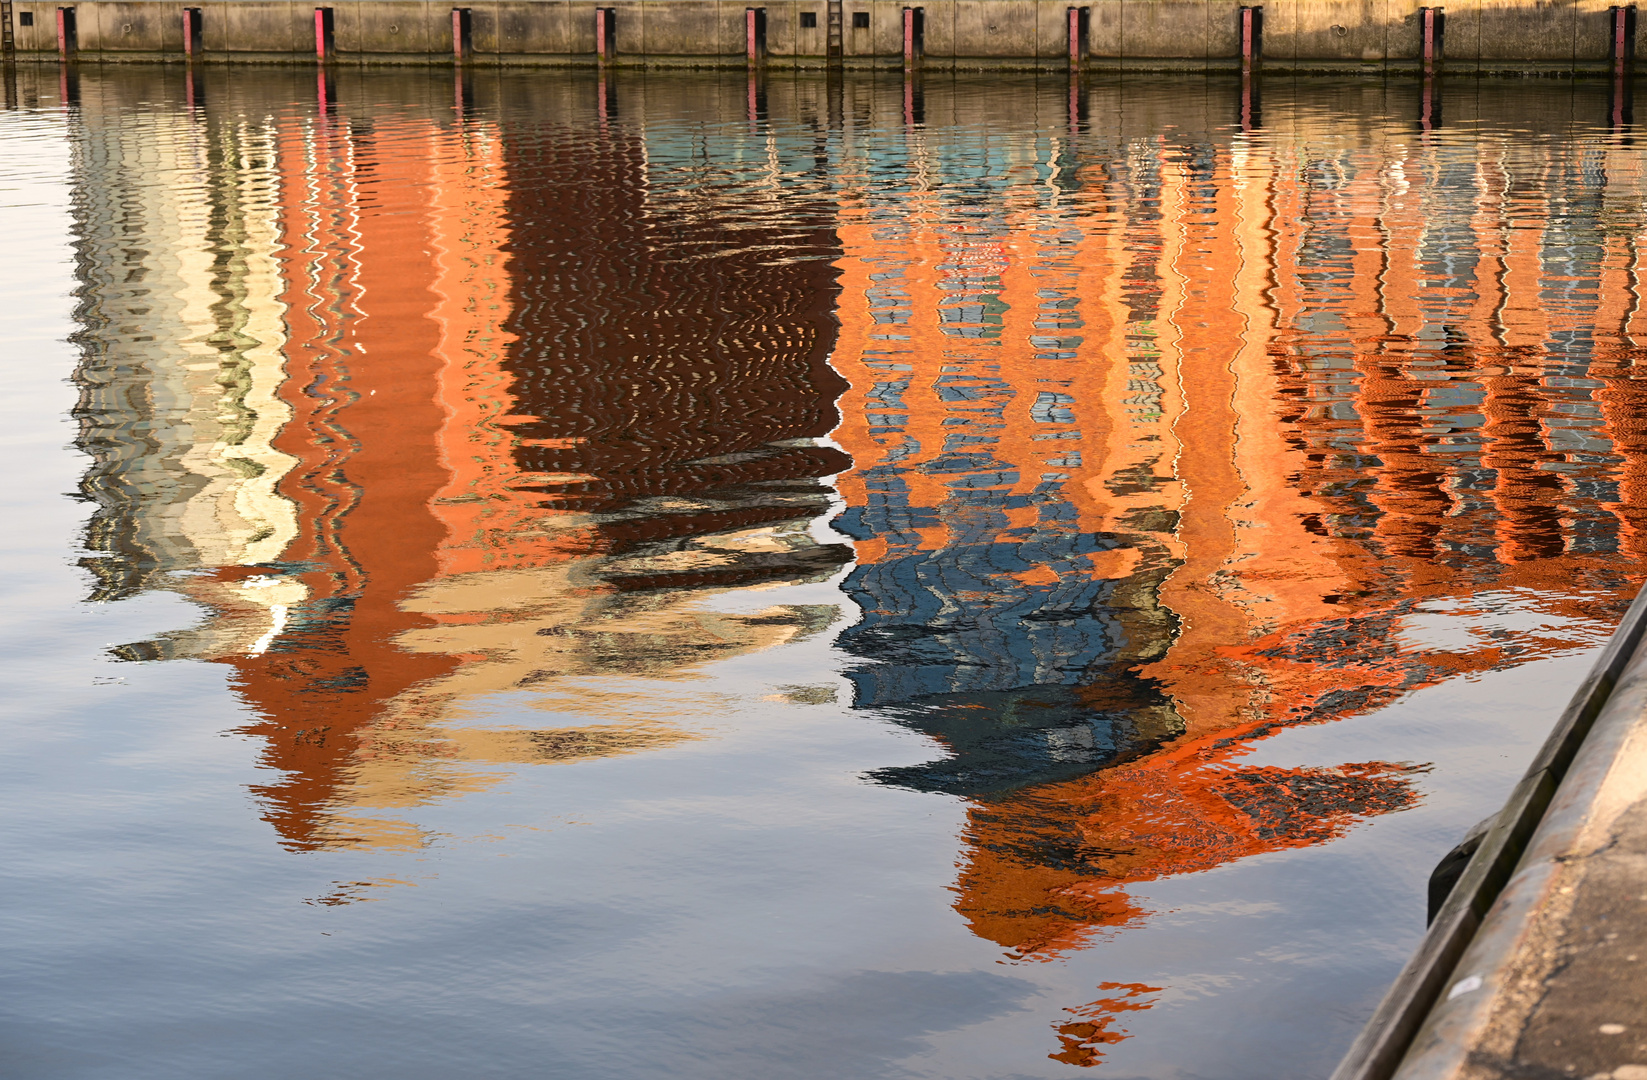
top-left (3, 64), bottom-right (1646, 1079)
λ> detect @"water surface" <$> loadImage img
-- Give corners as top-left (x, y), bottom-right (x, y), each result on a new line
top-left (3, 66), bottom-right (1646, 1079)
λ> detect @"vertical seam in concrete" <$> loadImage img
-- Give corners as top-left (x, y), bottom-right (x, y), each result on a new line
top-left (1572, 0), bottom-right (1579, 68)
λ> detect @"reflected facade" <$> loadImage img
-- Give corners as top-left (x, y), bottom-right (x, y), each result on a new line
top-left (68, 71), bottom-right (852, 852)
top-left (57, 69), bottom-right (1647, 1070)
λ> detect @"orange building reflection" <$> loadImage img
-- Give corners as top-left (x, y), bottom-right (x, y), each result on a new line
top-left (828, 117), bottom-right (1647, 1064)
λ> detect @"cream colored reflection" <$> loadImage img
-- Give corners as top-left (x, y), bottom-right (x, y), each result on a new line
top-left (168, 126), bottom-right (301, 572)
top-left (72, 104), bottom-right (299, 606)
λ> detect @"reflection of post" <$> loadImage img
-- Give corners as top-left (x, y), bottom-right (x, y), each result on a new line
top-left (746, 69), bottom-right (758, 131)
top-left (315, 66), bottom-right (333, 114)
top-left (453, 62), bottom-right (473, 117)
top-left (596, 70), bottom-right (614, 132)
top-left (184, 64), bottom-right (200, 113)
top-left (58, 58), bottom-right (76, 108)
top-left (1420, 72), bottom-right (1440, 130)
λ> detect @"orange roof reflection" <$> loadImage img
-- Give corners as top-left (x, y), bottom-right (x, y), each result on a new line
top-left (828, 122), bottom-right (1645, 1065)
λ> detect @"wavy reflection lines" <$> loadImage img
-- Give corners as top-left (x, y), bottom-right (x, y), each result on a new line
top-left (72, 103), bottom-right (857, 858)
top-left (68, 104), bottom-right (299, 601)
top-left (828, 123), bottom-right (1647, 1065)
top-left (283, 113), bottom-right (365, 592)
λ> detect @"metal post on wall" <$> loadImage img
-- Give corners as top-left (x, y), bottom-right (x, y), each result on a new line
top-left (1613, 5), bottom-right (1636, 74)
top-left (314, 7), bottom-right (334, 59)
top-left (1239, 5), bottom-right (1261, 74)
top-left (56, 6), bottom-right (75, 56)
top-left (1237, 5), bottom-right (1261, 129)
top-left (1612, 6), bottom-right (1636, 129)
top-left (595, 7), bottom-right (614, 63)
top-left (451, 6), bottom-right (470, 60)
top-left (3, 0), bottom-right (16, 112)
top-left (1420, 6), bottom-right (1444, 73)
top-left (182, 7), bottom-right (202, 57)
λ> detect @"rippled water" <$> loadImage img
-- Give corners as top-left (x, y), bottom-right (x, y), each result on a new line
top-left (3, 65), bottom-right (1645, 1078)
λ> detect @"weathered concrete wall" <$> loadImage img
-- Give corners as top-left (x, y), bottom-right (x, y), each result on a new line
top-left (9, 0), bottom-right (1646, 70)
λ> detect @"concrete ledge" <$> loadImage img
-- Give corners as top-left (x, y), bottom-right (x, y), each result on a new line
top-left (1333, 584), bottom-right (1647, 1080)
top-left (1391, 630), bottom-right (1647, 1078)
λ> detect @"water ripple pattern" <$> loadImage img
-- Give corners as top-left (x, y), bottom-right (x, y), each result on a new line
top-left (3, 67), bottom-right (1647, 1080)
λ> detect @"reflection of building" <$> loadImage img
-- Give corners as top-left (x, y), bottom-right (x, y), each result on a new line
top-left (69, 77), bottom-right (298, 602)
top-left (63, 68), bottom-right (1647, 1067)
top-left (827, 100), bottom-right (1647, 1065)
top-left (70, 77), bottom-right (851, 853)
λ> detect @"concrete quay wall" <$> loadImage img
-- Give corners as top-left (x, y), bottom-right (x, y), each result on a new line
top-left (8, 0), bottom-right (1646, 72)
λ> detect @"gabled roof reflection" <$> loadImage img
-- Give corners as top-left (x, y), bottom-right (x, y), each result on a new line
top-left (828, 100), bottom-right (1647, 1064)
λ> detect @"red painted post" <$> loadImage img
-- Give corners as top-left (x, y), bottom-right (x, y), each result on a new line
top-left (1423, 7), bottom-right (1434, 65)
top-left (1615, 6), bottom-right (1628, 73)
top-left (56, 7), bottom-right (69, 55)
top-left (452, 7), bottom-right (464, 59)
top-left (183, 9), bottom-right (193, 55)
top-left (1241, 7), bottom-right (1252, 72)
top-left (315, 8), bottom-right (327, 57)
top-left (903, 6), bottom-right (913, 64)
top-left (596, 8), bottom-right (606, 60)
top-left (1068, 7), bottom-right (1078, 65)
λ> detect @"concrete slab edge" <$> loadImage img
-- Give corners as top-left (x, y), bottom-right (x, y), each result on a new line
top-left (1391, 633), bottom-right (1647, 1077)
top-left (1331, 583), bottom-right (1647, 1080)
